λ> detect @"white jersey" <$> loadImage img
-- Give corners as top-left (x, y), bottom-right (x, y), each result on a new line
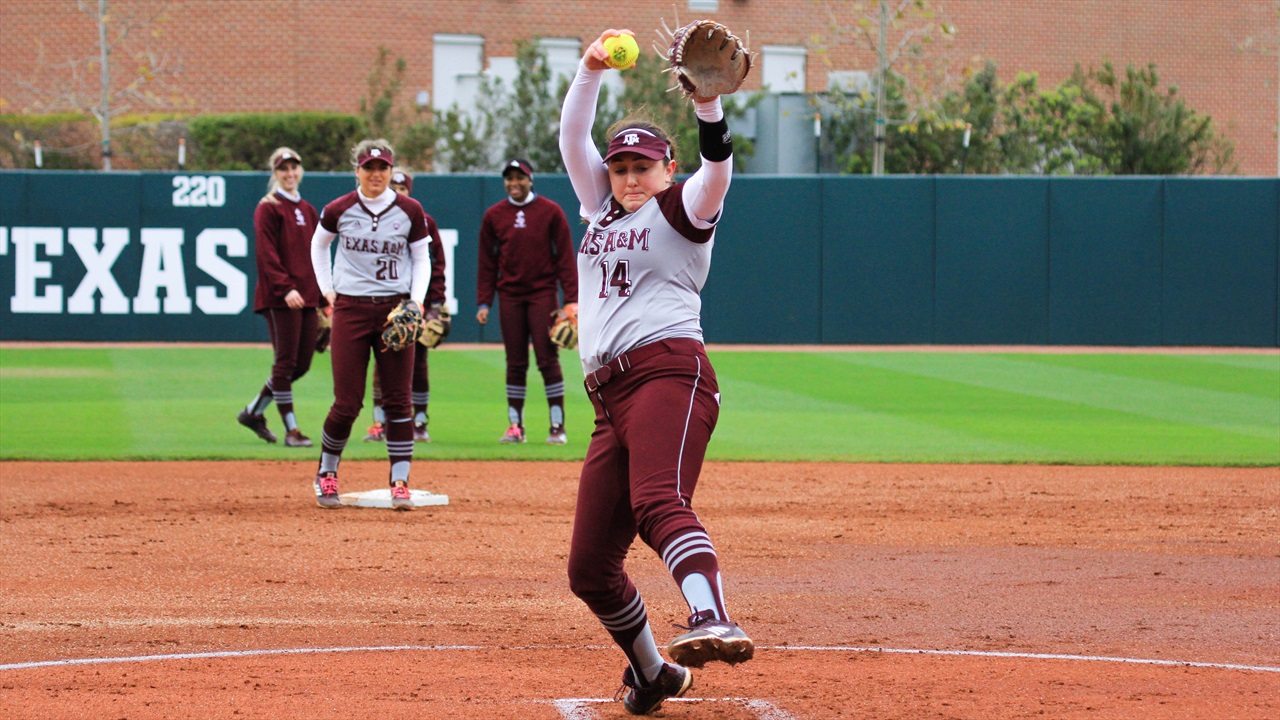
top-left (318, 190), bottom-right (430, 297)
top-left (559, 61), bottom-right (733, 373)
top-left (576, 184), bottom-right (714, 372)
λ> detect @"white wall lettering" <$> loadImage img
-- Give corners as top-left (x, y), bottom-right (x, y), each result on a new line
top-left (172, 176), bottom-right (191, 206)
top-left (2, 222), bottom-right (446, 325)
top-left (170, 174), bottom-right (227, 207)
top-left (67, 227), bottom-right (131, 314)
top-left (438, 228), bottom-right (459, 315)
top-left (10, 227), bottom-right (63, 313)
top-left (195, 228), bottom-right (248, 315)
top-left (172, 175), bottom-right (227, 208)
top-left (133, 228), bottom-right (192, 314)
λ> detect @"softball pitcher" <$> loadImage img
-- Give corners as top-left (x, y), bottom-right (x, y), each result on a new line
top-left (559, 27), bottom-right (753, 716)
top-left (237, 147), bottom-right (321, 448)
top-left (308, 140), bottom-right (446, 510)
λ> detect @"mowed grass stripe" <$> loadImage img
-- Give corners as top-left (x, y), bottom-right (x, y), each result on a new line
top-left (839, 352), bottom-right (1278, 464)
top-left (1176, 354), bottom-right (1280, 373)
top-left (0, 349), bottom-right (134, 456)
top-left (831, 353), bottom-right (1279, 439)
top-left (1012, 353), bottom-right (1280, 397)
top-left (0, 346), bottom-right (1276, 465)
top-left (712, 353), bottom-right (1054, 462)
top-left (713, 352), bottom-right (1278, 465)
top-left (712, 372), bottom-right (1040, 462)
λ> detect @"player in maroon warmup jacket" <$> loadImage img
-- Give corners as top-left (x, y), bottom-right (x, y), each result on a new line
top-left (476, 159), bottom-right (577, 445)
top-left (237, 147), bottom-right (322, 448)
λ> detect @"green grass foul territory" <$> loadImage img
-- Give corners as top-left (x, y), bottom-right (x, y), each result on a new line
top-left (0, 346), bottom-right (1276, 465)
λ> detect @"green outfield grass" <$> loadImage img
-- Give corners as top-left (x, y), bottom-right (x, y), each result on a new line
top-left (0, 346), bottom-right (1276, 465)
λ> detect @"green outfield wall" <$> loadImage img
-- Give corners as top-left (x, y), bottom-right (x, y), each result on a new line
top-left (1, 171), bottom-right (1276, 346)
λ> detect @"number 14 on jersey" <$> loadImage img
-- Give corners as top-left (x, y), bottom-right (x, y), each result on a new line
top-left (597, 258), bottom-right (632, 298)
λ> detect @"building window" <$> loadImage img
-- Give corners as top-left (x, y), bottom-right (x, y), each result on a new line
top-left (482, 38), bottom-right (581, 98)
top-left (762, 45), bottom-right (807, 93)
top-left (539, 38), bottom-right (582, 86)
top-left (688, 0), bottom-right (719, 10)
top-left (828, 70), bottom-right (871, 94)
top-left (433, 34), bottom-right (485, 112)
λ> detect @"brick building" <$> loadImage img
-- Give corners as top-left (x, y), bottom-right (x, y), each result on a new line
top-left (1, 0), bottom-right (1276, 175)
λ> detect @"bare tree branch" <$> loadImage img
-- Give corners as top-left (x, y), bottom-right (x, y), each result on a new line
top-left (7, 1), bottom-right (188, 118)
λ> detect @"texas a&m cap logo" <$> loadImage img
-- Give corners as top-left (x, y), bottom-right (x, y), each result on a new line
top-left (605, 127), bottom-right (670, 162)
top-left (357, 147), bottom-right (395, 167)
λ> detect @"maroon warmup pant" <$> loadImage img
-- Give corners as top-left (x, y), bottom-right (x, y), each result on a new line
top-left (566, 338), bottom-right (720, 611)
top-left (325, 294), bottom-right (415, 432)
top-left (498, 292), bottom-right (564, 388)
top-left (412, 343), bottom-right (429, 396)
top-left (263, 306), bottom-right (319, 403)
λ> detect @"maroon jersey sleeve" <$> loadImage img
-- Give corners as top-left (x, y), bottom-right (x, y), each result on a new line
top-left (423, 214), bottom-right (447, 306)
top-left (319, 192), bottom-right (358, 233)
top-left (657, 180), bottom-right (715, 244)
top-left (400, 195), bottom-right (429, 243)
top-left (253, 200), bottom-right (295, 299)
top-left (296, 200), bottom-right (323, 305)
top-left (319, 203), bottom-right (339, 233)
top-left (476, 205), bottom-right (500, 306)
top-left (396, 196), bottom-right (444, 306)
top-left (548, 199), bottom-right (578, 302)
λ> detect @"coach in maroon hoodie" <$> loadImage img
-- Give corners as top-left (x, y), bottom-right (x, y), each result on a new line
top-left (476, 158), bottom-right (577, 445)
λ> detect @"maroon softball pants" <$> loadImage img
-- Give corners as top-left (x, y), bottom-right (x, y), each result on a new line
top-left (324, 294), bottom-right (415, 431)
top-left (566, 338), bottom-right (720, 609)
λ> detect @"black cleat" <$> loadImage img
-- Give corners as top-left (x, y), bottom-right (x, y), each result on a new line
top-left (617, 662), bottom-right (692, 715)
top-left (237, 410), bottom-right (277, 443)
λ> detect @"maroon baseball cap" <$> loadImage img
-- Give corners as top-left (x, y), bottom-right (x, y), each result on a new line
top-left (605, 128), bottom-right (671, 162)
top-left (272, 150), bottom-right (301, 169)
top-left (502, 158), bottom-right (533, 179)
top-left (391, 169), bottom-right (413, 192)
top-left (357, 147), bottom-right (394, 168)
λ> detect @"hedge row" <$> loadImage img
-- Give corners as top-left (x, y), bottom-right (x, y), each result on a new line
top-left (0, 113), bottom-right (100, 170)
top-left (187, 113), bottom-right (367, 171)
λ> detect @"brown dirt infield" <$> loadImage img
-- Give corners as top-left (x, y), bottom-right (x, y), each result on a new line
top-left (2, 461), bottom-right (1277, 719)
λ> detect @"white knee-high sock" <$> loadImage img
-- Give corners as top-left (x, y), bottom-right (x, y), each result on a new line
top-left (680, 572), bottom-right (727, 622)
top-left (629, 623), bottom-right (666, 684)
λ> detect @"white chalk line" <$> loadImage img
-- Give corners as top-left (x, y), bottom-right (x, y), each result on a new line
top-left (552, 697), bottom-right (796, 720)
top-left (772, 645), bottom-right (1280, 673)
top-left (0, 644), bottom-right (480, 671)
top-left (2, 643), bottom-right (1277, 674)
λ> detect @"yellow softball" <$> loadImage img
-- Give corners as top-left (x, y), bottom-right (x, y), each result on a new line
top-left (602, 33), bottom-right (639, 70)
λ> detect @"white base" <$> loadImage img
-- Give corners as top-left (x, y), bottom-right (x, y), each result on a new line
top-left (338, 487), bottom-right (450, 508)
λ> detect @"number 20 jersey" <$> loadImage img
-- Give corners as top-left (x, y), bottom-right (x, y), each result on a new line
top-left (576, 180), bottom-right (715, 373)
top-left (319, 191), bottom-right (432, 298)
